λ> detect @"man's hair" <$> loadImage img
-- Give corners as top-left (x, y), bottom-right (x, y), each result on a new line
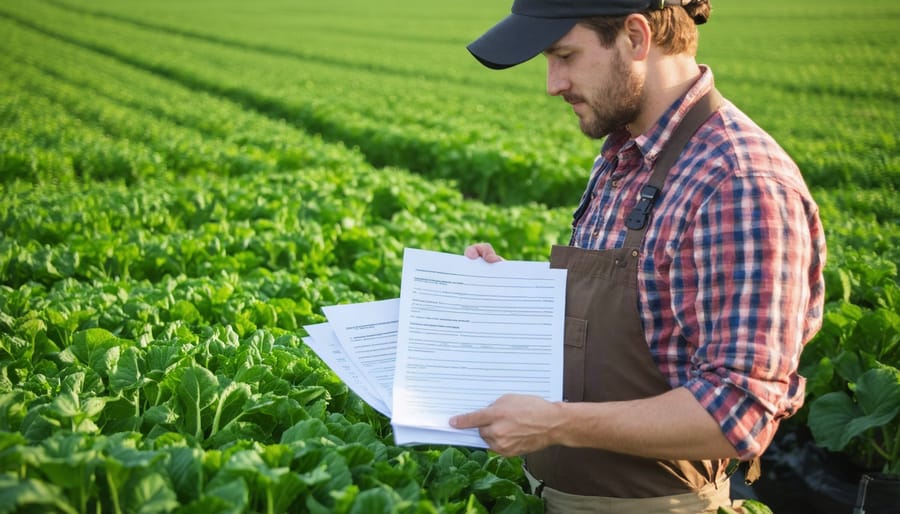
top-left (579, 1), bottom-right (711, 56)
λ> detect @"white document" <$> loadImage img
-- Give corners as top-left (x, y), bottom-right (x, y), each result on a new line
top-left (392, 248), bottom-right (567, 445)
top-left (392, 424), bottom-right (487, 449)
top-left (322, 298), bottom-right (400, 408)
top-left (303, 323), bottom-right (392, 417)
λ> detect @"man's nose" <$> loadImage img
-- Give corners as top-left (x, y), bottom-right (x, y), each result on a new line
top-left (546, 63), bottom-right (569, 96)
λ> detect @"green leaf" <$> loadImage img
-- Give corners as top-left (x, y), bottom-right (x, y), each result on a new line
top-left (313, 450), bottom-right (354, 499)
top-left (328, 420), bottom-right (379, 447)
top-left (68, 328), bottom-right (122, 377)
top-left (242, 393), bottom-right (306, 432)
top-left (163, 446), bottom-right (204, 502)
top-left (123, 472), bottom-right (180, 514)
top-left (205, 421), bottom-right (268, 448)
top-left (849, 308), bottom-right (900, 361)
top-left (106, 444), bottom-right (167, 471)
top-left (428, 472), bottom-right (469, 503)
top-left (83, 397), bottom-right (106, 418)
top-left (219, 448), bottom-right (310, 512)
top-left (0, 430), bottom-right (27, 456)
top-left (31, 434), bottom-right (101, 507)
top-left (282, 419), bottom-right (329, 444)
top-left (292, 385), bottom-right (329, 406)
top-left (20, 404), bottom-right (56, 442)
top-left (211, 381), bottom-right (252, 435)
top-left (170, 300), bottom-right (203, 325)
top-left (99, 396), bottom-right (139, 434)
top-left (815, 301), bottom-right (864, 350)
top-left (0, 475), bottom-right (79, 514)
top-left (222, 448), bottom-right (268, 476)
top-left (809, 368), bottom-right (900, 452)
top-left (175, 366), bottom-right (220, 439)
top-left (103, 444), bottom-right (171, 514)
top-left (348, 486), bottom-right (396, 514)
top-left (211, 283), bottom-right (235, 305)
top-left (297, 464), bottom-right (333, 488)
top-left (233, 365), bottom-right (268, 389)
top-left (269, 469), bottom-right (310, 513)
top-left (204, 475), bottom-right (250, 511)
top-left (856, 367), bottom-right (900, 420)
top-left (824, 267), bottom-right (853, 303)
top-left (338, 443), bottom-right (375, 468)
top-left (833, 351), bottom-right (864, 383)
top-left (307, 485), bottom-right (358, 514)
top-left (51, 390), bottom-right (81, 419)
top-left (470, 473), bottom-right (519, 498)
top-left (144, 403), bottom-right (179, 426)
top-left (175, 494), bottom-right (242, 514)
top-left (718, 499), bottom-right (774, 514)
top-left (808, 391), bottom-right (862, 450)
top-left (43, 372), bottom-right (105, 433)
top-left (17, 317), bottom-right (47, 360)
top-left (437, 447), bottom-right (469, 472)
top-left (110, 346), bottom-right (145, 394)
top-left (146, 343), bottom-right (188, 380)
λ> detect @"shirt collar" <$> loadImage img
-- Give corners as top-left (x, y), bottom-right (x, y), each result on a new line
top-left (599, 65), bottom-right (715, 164)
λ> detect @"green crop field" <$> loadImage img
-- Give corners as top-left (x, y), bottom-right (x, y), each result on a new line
top-left (1, 0), bottom-right (898, 512)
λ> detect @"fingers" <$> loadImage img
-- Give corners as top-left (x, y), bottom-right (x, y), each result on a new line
top-left (448, 409), bottom-right (491, 429)
top-left (464, 242), bottom-right (504, 263)
top-left (452, 415), bottom-right (518, 457)
top-left (449, 409), bottom-right (509, 455)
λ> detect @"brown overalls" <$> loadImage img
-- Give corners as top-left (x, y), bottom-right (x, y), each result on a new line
top-left (524, 90), bottom-right (734, 513)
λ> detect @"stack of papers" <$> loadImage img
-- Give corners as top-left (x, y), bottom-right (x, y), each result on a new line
top-left (302, 248), bottom-right (567, 447)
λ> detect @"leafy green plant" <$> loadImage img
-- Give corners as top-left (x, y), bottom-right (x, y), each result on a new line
top-left (808, 367), bottom-right (900, 475)
top-left (1, 0), bottom-right (897, 512)
top-left (717, 499), bottom-right (774, 514)
top-left (799, 248), bottom-right (900, 476)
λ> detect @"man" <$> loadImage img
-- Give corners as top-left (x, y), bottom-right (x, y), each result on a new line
top-left (449, 1), bottom-right (826, 512)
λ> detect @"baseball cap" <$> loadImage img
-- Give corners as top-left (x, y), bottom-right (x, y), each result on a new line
top-left (468, 0), bottom-right (686, 69)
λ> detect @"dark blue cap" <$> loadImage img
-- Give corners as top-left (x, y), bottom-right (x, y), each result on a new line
top-left (467, 0), bottom-right (680, 69)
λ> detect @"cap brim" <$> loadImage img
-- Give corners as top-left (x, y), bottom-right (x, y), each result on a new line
top-left (467, 14), bottom-right (578, 70)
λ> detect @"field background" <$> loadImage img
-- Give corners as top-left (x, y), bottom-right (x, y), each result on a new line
top-left (1, 0), bottom-right (898, 512)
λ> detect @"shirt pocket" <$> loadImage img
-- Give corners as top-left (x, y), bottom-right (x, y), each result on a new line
top-left (563, 316), bottom-right (587, 402)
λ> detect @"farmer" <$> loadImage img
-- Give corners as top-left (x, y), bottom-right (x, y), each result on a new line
top-left (449, 0), bottom-right (826, 512)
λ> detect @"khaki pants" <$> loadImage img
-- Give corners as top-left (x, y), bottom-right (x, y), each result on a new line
top-left (524, 467), bottom-right (734, 514)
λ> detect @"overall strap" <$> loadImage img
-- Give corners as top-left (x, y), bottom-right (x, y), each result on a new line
top-left (622, 88), bottom-right (725, 249)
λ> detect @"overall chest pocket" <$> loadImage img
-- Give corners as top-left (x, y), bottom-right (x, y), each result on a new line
top-left (563, 316), bottom-right (587, 402)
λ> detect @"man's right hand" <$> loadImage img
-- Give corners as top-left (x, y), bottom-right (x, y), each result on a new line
top-left (464, 243), bottom-right (504, 263)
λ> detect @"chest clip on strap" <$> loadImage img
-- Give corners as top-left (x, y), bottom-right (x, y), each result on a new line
top-left (625, 185), bottom-right (660, 230)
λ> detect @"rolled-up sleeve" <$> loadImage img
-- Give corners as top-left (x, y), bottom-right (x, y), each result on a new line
top-left (675, 173), bottom-right (826, 459)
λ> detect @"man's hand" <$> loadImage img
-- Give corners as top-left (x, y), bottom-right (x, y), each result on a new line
top-left (464, 243), bottom-right (504, 263)
top-left (449, 394), bottom-right (563, 457)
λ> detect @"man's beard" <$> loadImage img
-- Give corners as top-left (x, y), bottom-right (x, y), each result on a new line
top-left (575, 52), bottom-right (644, 139)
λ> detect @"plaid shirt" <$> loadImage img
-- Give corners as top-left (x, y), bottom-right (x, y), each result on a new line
top-left (570, 67), bottom-right (826, 459)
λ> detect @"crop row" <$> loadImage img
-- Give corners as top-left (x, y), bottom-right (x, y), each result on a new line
top-left (5, 0), bottom-right (895, 207)
top-left (0, 22), bottom-right (367, 184)
top-left (0, 163), bottom-right (574, 511)
top-left (2, 164), bottom-right (897, 513)
top-left (2, 133), bottom-right (897, 513)
top-left (0, 1), bottom-right (591, 206)
top-left (1, 291), bottom-right (539, 513)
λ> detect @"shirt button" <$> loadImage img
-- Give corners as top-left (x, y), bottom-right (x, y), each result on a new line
top-left (611, 180), bottom-right (619, 187)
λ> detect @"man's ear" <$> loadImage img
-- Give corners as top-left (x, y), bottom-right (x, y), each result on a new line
top-left (621, 13), bottom-right (652, 60)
